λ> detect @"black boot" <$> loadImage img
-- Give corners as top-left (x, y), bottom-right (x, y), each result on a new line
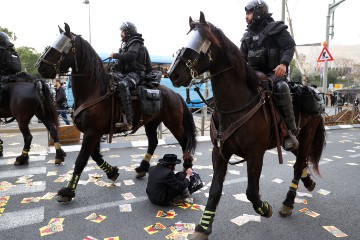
top-left (273, 80), bottom-right (299, 151)
top-left (115, 81), bottom-right (133, 131)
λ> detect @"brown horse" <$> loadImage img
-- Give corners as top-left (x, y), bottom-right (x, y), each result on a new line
top-left (0, 73), bottom-right (66, 165)
top-left (168, 12), bottom-right (326, 239)
top-left (36, 23), bottom-right (197, 203)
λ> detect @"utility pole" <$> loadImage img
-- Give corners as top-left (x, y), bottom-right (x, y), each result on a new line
top-left (285, 1), bottom-right (307, 85)
top-left (322, 0), bottom-right (346, 94)
top-left (281, 0), bottom-right (286, 22)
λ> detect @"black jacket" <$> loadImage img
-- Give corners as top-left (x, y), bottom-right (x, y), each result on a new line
top-left (55, 86), bottom-right (68, 110)
top-left (112, 34), bottom-right (152, 77)
top-left (240, 16), bottom-right (295, 74)
top-left (146, 164), bottom-right (190, 206)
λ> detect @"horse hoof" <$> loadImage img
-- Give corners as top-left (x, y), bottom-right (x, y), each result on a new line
top-left (306, 182), bottom-right (316, 192)
top-left (54, 159), bottom-right (64, 165)
top-left (14, 155), bottom-right (29, 165)
top-left (135, 172), bottom-right (146, 179)
top-left (107, 167), bottom-right (119, 181)
top-left (57, 188), bottom-right (75, 203)
top-left (279, 205), bottom-right (293, 217)
top-left (190, 231), bottom-right (209, 240)
top-left (56, 195), bottom-right (74, 203)
top-left (264, 204), bottom-right (273, 218)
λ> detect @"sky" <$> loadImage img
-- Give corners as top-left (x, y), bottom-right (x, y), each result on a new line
top-left (1, 0), bottom-right (358, 58)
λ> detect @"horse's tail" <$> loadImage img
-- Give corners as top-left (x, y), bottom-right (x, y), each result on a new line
top-left (178, 93), bottom-right (197, 154)
top-left (35, 80), bottom-right (59, 127)
top-left (308, 117), bottom-right (326, 176)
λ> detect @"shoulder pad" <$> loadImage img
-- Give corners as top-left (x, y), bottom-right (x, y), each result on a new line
top-left (264, 21), bottom-right (288, 36)
top-left (240, 31), bottom-right (250, 42)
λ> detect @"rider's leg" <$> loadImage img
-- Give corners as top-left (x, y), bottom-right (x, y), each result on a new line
top-left (273, 78), bottom-right (299, 151)
top-left (115, 80), bottom-right (134, 130)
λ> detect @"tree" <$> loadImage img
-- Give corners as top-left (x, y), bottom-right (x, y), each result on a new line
top-left (16, 47), bottom-right (41, 77)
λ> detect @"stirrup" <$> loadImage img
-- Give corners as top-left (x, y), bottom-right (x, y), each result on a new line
top-left (283, 130), bottom-right (299, 151)
top-left (115, 122), bottom-right (133, 131)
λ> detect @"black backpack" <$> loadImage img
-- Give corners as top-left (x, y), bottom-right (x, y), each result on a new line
top-left (0, 46), bottom-right (21, 74)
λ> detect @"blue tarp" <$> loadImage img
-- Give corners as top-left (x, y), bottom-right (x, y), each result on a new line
top-left (98, 53), bottom-right (173, 64)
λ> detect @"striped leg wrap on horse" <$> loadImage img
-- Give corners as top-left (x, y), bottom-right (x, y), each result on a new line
top-left (99, 161), bottom-right (113, 174)
top-left (22, 149), bottom-right (29, 156)
top-left (301, 168), bottom-right (313, 189)
top-left (199, 209), bottom-right (216, 231)
top-left (144, 153), bottom-right (152, 162)
top-left (54, 142), bottom-right (62, 150)
top-left (289, 179), bottom-right (299, 192)
top-left (66, 174), bottom-right (80, 191)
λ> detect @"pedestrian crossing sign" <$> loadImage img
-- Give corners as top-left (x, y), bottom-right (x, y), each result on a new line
top-left (317, 46), bottom-right (334, 62)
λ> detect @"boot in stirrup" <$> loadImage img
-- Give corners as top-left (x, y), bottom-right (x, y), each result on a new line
top-left (283, 130), bottom-right (299, 151)
top-left (115, 114), bottom-right (133, 131)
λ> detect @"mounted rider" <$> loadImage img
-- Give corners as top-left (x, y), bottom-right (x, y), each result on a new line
top-left (110, 22), bottom-right (152, 131)
top-left (240, 0), bottom-right (299, 151)
top-left (0, 32), bottom-right (21, 77)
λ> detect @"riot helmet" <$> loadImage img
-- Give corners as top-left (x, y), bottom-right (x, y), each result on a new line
top-left (119, 22), bottom-right (137, 41)
top-left (245, 0), bottom-right (269, 21)
top-left (0, 32), bottom-right (14, 47)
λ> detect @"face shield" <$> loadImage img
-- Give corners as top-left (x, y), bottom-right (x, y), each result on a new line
top-left (51, 33), bottom-right (72, 53)
top-left (183, 29), bottom-right (211, 54)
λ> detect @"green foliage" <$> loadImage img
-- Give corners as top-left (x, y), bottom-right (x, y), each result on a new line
top-left (16, 47), bottom-right (41, 77)
top-left (289, 65), bottom-right (302, 82)
top-left (327, 69), bottom-right (339, 84)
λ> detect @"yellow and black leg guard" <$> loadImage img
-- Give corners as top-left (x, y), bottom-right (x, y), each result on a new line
top-left (283, 179), bottom-right (298, 208)
top-left (195, 209), bottom-right (216, 235)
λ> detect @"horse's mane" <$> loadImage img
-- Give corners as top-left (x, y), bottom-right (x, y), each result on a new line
top-left (74, 35), bottom-right (109, 93)
top-left (193, 21), bottom-right (258, 93)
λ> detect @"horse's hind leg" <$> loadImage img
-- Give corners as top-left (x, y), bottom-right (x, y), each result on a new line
top-left (91, 141), bottom-right (119, 181)
top-left (279, 153), bottom-right (305, 217)
top-left (43, 120), bottom-right (66, 165)
top-left (14, 122), bottom-right (32, 165)
top-left (300, 167), bottom-right (316, 191)
top-left (246, 152), bottom-right (273, 218)
top-left (192, 147), bottom-right (229, 239)
top-left (135, 120), bottom-right (161, 178)
top-left (0, 138), bottom-right (3, 157)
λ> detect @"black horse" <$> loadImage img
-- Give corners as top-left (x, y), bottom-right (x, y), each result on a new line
top-left (36, 23), bottom-right (197, 203)
top-left (0, 73), bottom-right (66, 165)
top-left (168, 12), bottom-right (326, 239)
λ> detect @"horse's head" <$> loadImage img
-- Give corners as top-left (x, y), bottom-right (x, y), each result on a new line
top-left (168, 12), bottom-right (222, 87)
top-left (36, 23), bottom-right (80, 79)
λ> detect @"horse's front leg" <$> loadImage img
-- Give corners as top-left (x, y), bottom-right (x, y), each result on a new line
top-left (14, 123), bottom-right (32, 165)
top-left (91, 141), bottom-right (119, 181)
top-left (56, 134), bottom-right (98, 203)
top-left (135, 121), bottom-right (160, 178)
top-left (43, 121), bottom-right (66, 165)
top-left (246, 152), bottom-right (273, 218)
top-left (191, 147), bottom-right (229, 240)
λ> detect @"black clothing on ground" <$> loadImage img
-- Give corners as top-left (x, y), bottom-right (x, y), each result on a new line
top-left (146, 164), bottom-right (190, 206)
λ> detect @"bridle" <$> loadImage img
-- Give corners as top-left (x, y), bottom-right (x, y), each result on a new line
top-left (36, 33), bottom-right (85, 76)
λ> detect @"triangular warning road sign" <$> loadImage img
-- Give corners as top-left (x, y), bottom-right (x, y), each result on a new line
top-left (317, 46), bottom-right (334, 62)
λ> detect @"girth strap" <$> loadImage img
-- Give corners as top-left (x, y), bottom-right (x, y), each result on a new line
top-left (211, 91), bottom-right (266, 148)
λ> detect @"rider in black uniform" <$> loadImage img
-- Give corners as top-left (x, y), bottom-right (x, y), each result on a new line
top-left (240, 0), bottom-right (298, 151)
top-left (110, 22), bottom-right (152, 131)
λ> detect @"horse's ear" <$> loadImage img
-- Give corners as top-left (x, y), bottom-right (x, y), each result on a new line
top-left (64, 23), bottom-right (71, 35)
top-left (58, 25), bottom-right (64, 34)
top-left (199, 11), bottom-right (206, 24)
top-left (189, 16), bottom-right (193, 28)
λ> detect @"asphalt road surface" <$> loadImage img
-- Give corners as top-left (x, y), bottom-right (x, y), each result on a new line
top-left (0, 127), bottom-right (360, 240)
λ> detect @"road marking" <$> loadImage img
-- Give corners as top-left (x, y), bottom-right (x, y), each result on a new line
top-left (349, 153), bottom-right (360, 158)
top-left (0, 181), bottom-right (46, 197)
top-left (59, 176), bottom-right (262, 217)
top-left (0, 207), bottom-right (44, 231)
top-left (0, 167), bottom-right (46, 179)
top-left (59, 196), bottom-right (148, 217)
top-left (0, 156), bottom-right (46, 166)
